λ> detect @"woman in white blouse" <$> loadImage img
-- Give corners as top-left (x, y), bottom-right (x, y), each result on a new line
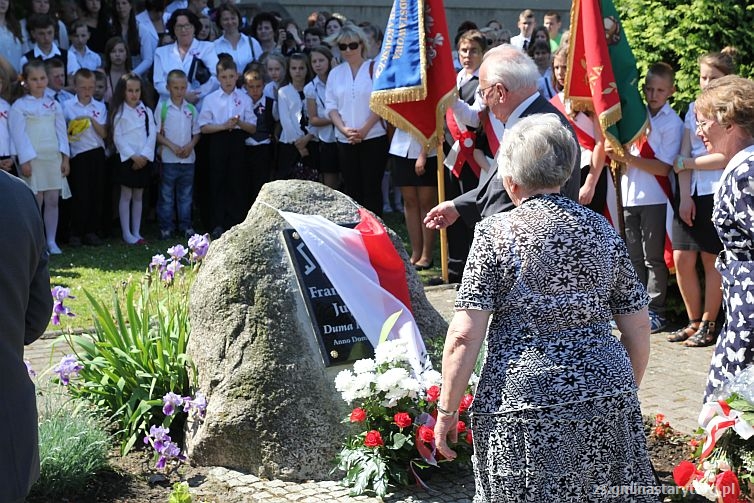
top-left (324, 23), bottom-right (388, 216)
top-left (305, 45), bottom-right (338, 188)
top-left (212, 4), bottom-right (261, 73)
top-left (153, 9), bottom-right (218, 103)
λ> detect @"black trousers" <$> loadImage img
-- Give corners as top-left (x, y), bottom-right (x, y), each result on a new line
top-left (68, 147), bottom-right (105, 238)
top-left (337, 135), bottom-right (388, 216)
top-left (444, 158), bottom-right (480, 283)
top-left (208, 130), bottom-right (248, 230)
top-left (246, 143), bottom-right (272, 207)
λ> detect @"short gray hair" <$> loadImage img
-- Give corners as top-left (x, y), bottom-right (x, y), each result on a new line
top-left (483, 44), bottom-right (539, 91)
top-left (496, 113), bottom-right (577, 190)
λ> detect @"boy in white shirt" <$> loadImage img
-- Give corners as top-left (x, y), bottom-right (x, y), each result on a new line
top-left (510, 10), bottom-right (536, 51)
top-left (69, 20), bottom-right (102, 71)
top-left (63, 68), bottom-right (108, 247)
top-left (198, 55), bottom-right (256, 239)
top-left (156, 69), bottom-right (201, 239)
top-left (607, 62), bottom-right (683, 333)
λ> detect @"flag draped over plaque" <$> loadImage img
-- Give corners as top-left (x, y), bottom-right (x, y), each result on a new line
top-left (280, 209), bottom-right (430, 377)
top-left (370, 0), bottom-right (456, 283)
top-left (565, 0), bottom-right (648, 238)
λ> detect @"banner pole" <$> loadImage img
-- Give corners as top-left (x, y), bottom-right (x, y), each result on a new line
top-left (436, 143), bottom-right (449, 284)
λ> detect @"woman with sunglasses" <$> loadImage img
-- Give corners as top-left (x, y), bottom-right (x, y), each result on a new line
top-left (324, 23), bottom-right (388, 216)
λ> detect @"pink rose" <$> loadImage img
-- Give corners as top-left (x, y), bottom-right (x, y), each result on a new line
top-left (459, 393), bottom-right (474, 412)
top-left (457, 420), bottom-right (467, 433)
top-left (418, 425), bottom-right (434, 443)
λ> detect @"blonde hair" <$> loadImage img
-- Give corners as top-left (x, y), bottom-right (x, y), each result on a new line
top-left (698, 47), bottom-right (737, 76)
top-left (696, 75), bottom-right (754, 138)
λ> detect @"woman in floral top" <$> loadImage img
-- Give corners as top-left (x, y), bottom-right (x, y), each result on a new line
top-left (433, 114), bottom-right (656, 502)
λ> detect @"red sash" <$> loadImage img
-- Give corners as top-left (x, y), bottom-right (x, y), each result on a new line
top-left (549, 95), bottom-right (596, 151)
top-left (445, 108), bottom-right (481, 178)
top-left (481, 110), bottom-right (500, 156)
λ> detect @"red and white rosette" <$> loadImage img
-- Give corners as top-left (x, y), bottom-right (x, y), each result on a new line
top-left (698, 399), bottom-right (754, 459)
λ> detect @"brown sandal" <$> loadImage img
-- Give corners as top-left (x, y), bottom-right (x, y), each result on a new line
top-left (667, 319), bottom-right (702, 342)
top-left (684, 320), bottom-right (718, 347)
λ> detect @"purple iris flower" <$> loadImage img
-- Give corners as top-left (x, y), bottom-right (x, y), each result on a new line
top-left (50, 286), bottom-right (76, 325)
top-left (54, 354), bottom-right (82, 385)
top-left (183, 392), bottom-right (207, 419)
top-left (149, 254), bottom-right (167, 272)
top-left (167, 245), bottom-right (188, 261)
top-left (188, 234), bottom-right (210, 261)
top-left (162, 391), bottom-right (184, 416)
top-left (25, 360), bottom-right (36, 378)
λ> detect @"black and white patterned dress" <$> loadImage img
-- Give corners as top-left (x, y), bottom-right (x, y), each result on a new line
top-left (705, 145), bottom-right (754, 401)
top-left (456, 194), bottom-right (657, 502)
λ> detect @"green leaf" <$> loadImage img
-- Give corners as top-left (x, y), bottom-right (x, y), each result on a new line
top-left (378, 310), bottom-right (403, 345)
top-left (390, 432), bottom-right (407, 450)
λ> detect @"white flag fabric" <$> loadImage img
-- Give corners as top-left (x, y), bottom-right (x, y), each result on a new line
top-left (280, 209), bottom-right (430, 377)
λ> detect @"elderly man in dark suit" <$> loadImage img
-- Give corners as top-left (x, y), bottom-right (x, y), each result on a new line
top-left (0, 171), bottom-right (53, 503)
top-left (425, 44), bottom-right (580, 237)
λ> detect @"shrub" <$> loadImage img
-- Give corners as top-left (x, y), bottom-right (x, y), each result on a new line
top-left (31, 400), bottom-right (110, 497)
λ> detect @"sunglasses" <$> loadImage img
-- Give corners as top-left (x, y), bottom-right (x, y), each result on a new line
top-left (338, 41), bottom-right (360, 51)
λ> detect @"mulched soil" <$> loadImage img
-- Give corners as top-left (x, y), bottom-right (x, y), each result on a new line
top-left (26, 416), bottom-right (703, 503)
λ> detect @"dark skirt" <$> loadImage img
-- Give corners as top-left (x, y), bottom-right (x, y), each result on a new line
top-left (318, 141), bottom-right (340, 173)
top-left (390, 154), bottom-right (438, 187)
top-left (672, 193), bottom-right (723, 254)
top-left (117, 158), bottom-right (152, 188)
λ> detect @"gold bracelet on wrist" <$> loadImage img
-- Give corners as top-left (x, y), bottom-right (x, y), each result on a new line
top-left (436, 404), bottom-right (458, 417)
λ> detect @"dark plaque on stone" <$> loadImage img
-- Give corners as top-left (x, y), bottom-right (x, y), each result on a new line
top-left (283, 228), bottom-right (375, 367)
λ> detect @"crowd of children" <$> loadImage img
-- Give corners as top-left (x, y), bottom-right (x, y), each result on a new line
top-left (0, 3), bottom-right (741, 348)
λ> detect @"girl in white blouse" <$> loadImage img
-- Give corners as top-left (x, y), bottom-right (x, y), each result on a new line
top-left (107, 72), bottom-right (157, 245)
top-left (0, 66), bottom-right (15, 174)
top-left (9, 59), bottom-right (71, 254)
top-left (324, 24), bottom-right (388, 216)
top-left (276, 53), bottom-right (315, 179)
top-left (305, 45), bottom-right (339, 188)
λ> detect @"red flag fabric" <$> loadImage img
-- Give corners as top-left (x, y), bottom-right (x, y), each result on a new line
top-left (370, 0), bottom-right (457, 147)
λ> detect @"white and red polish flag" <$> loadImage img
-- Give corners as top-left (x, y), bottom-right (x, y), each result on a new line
top-left (280, 208), bottom-right (430, 376)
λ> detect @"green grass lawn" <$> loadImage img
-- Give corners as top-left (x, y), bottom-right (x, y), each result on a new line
top-left (48, 234), bottom-right (188, 332)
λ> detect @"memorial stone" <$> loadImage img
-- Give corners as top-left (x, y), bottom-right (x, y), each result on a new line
top-left (185, 180), bottom-right (447, 480)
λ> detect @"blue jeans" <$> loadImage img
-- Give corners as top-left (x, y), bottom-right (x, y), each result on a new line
top-left (158, 162), bottom-right (195, 232)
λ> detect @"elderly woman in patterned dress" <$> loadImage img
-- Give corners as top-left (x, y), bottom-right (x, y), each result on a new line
top-left (433, 113), bottom-right (657, 502)
top-left (694, 75), bottom-right (754, 401)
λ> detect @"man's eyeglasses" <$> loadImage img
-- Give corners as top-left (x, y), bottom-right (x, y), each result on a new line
top-left (476, 84), bottom-right (496, 101)
top-left (338, 42), bottom-right (360, 51)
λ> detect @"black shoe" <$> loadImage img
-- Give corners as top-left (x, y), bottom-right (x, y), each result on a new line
top-left (413, 260), bottom-right (434, 271)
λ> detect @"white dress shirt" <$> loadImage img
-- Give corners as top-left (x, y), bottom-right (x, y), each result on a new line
top-left (0, 98), bottom-right (15, 157)
top-left (44, 87), bottom-right (75, 104)
top-left (213, 33), bottom-right (262, 72)
top-left (389, 128), bottom-right (437, 158)
top-left (113, 102), bottom-right (157, 162)
top-left (70, 44), bottom-right (102, 71)
top-left (198, 88), bottom-right (255, 129)
top-left (277, 84), bottom-right (309, 144)
top-left (324, 60), bottom-right (386, 143)
top-left (136, 10), bottom-right (160, 69)
top-left (622, 103), bottom-right (683, 206)
top-left (20, 43), bottom-right (80, 76)
top-left (132, 23), bottom-right (156, 77)
top-left (684, 101), bottom-right (724, 196)
top-left (155, 98), bottom-right (200, 164)
top-left (63, 97), bottom-right (107, 157)
top-left (304, 76), bottom-right (335, 143)
top-left (9, 94), bottom-right (70, 164)
top-left (154, 39), bottom-right (219, 100)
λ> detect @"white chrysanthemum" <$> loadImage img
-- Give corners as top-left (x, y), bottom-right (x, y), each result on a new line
top-left (334, 369), bottom-right (354, 392)
top-left (468, 372), bottom-right (480, 394)
top-left (376, 367), bottom-right (409, 392)
top-left (374, 339), bottom-right (410, 365)
top-left (421, 369), bottom-right (443, 387)
top-left (691, 480), bottom-right (716, 501)
top-left (353, 358), bottom-right (376, 374)
top-left (399, 376), bottom-right (421, 396)
top-left (351, 372), bottom-right (376, 399)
